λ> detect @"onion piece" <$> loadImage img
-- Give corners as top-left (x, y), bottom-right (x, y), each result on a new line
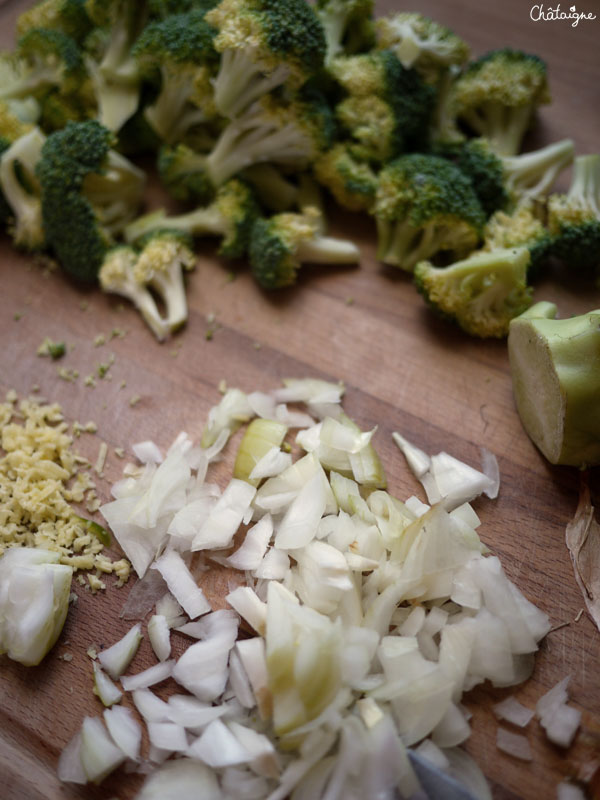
top-left (187, 718), bottom-right (250, 767)
top-left (201, 388), bottom-right (254, 448)
top-left (120, 659), bottom-right (175, 691)
top-left (191, 479), bottom-right (257, 551)
top-left (93, 662), bottom-right (123, 707)
top-left (556, 782), bottom-right (587, 800)
top-left (535, 675), bottom-right (582, 746)
top-left (132, 688), bottom-right (171, 723)
top-left (147, 721), bottom-right (188, 753)
top-left (233, 419), bottom-right (288, 486)
top-left (97, 623), bottom-right (143, 680)
top-left (226, 586), bottom-right (267, 635)
top-left (103, 706), bottom-right (142, 762)
top-left (135, 758), bottom-right (223, 800)
top-left (148, 614), bottom-right (171, 661)
top-left (167, 694), bottom-right (229, 730)
top-left (57, 730), bottom-right (87, 785)
top-left (227, 515), bottom-right (274, 572)
top-left (79, 716), bottom-right (127, 784)
top-left (492, 696), bottom-right (534, 728)
top-left (274, 470), bottom-right (328, 550)
top-left (151, 549), bottom-right (211, 619)
top-left (495, 727), bottom-right (532, 761)
top-left (132, 440), bottom-right (163, 465)
top-left (479, 447), bottom-right (500, 499)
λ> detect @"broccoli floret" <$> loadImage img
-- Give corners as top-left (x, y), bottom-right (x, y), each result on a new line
top-left (375, 12), bottom-right (469, 83)
top-left (314, 142), bottom-right (377, 212)
top-left (451, 48), bottom-right (550, 156)
top-left (83, 0), bottom-right (149, 132)
top-left (415, 246), bottom-right (533, 338)
top-left (547, 154), bottom-right (600, 273)
top-left (16, 0), bottom-right (94, 44)
top-left (149, 0), bottom-right (218, 17)
top-left (99, 232), bottom-right (196, 340)
top-left (125, 178), bottom-right (258, 259)
top-left (241, 163), bottom-right (299, 212)
top-left (508, 302), bottom-right (600, 466)
top-left (315, 0), bottom-right (375, 65)
top-left (157, 143), bottom-right (215, 204)
top-left (205, 0), bottom-right (326, 118)
top-left (329, 51), bottom-right (436, 158)
top-left (0, 127), bottom-right (46, 250)
top-left (373, 153), bottom-right (485, 271)
top-left (483, 202), bottom-right (552, 279)
top-left (249, 206), bottom-right (360, 289)
top-left (133, 10), bottom-right (219, 144)
top-left (36, 119), bottom-right (145, 281)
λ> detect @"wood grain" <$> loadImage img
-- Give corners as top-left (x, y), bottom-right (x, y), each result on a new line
top-left (1, 1), bottom-right (599, 798)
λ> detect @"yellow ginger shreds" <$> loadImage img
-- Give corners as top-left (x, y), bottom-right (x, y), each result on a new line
top-left (0, 394), bottom-right (130, 586)
top-left (88, 573), bottom-right (106, 593)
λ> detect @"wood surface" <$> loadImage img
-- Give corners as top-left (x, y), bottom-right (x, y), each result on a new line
top-left (1, 1), bottom-right (599, 798)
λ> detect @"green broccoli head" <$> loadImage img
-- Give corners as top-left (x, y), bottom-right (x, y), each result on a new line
top-left (206, 0), bottom-right (326, 117)
top-left (451, 48), bottom-right (550, 156)
top-left (373, 153), bottom-right (485, 271)
top-left (375, 12), bottom-right (469, 83)
top-left (315, 0), bottom-right (375, 64)
top-left (157, 143), bottom-right (215, 204)
top-left (16, 0), bottom-right (94, 44)
top-left (483, 202), bottom-right (552, 280)
top-left (414, 246), bottom-right (533, 338)
top-left (314, 142), bottom-right (377, 212)
top-left (36, 119), bottom-right (144, 281)
top-left (249, 206), bottom-right (360, 289)
top-left (547, 154), bottom-right (600, 273)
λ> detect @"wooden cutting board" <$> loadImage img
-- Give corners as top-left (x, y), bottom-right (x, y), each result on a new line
top-left (0, 1), bottom-right (599, 798)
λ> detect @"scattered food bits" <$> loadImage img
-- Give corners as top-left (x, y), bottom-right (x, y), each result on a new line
top-left (496, 727), bottom-right (533, 761)
top-left (37, 337), bottom-right (67, 360)
top-left (93, 334), bottom-right (106, 347)
top-left (57, 367), bottom-right (78, 382)
top-left (94, 442), bottom-right (108, 476)
top-left (129, 395), bottom-right (141, 407)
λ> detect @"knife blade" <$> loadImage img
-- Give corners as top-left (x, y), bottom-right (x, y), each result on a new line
top-left (407, 749), bottom-right (481, 800)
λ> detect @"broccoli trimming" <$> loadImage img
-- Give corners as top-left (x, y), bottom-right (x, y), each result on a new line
top-left (249, 206), bottom-right (360, 289)
top-left (315, 0), bottom-right (375, 65)
top-left (451, 48), bottom-right (551, 156)
top-left (414, 246), bottom-right (533, 338)
top-left (547, 154), bottom-right (600, 273)
top-left (157, 143), bottom-right (215, 204)
top-left (508, 302), bottom-right (600, 466)
top-left (0, 126), bottom-right (47, 250)
top-left (124, 178), bottom-right (259, 260)
top-left (16, 0), bottom-right (94, 44)
top-left (483, 202), bottom-right (552, 280)
top-left (36, 119), bottom-right (145, 282)
top-left (133, 10), bottom-right (220, 144)
top-left (372, 153), bottom-right (485, 271)
top-left (205, 0), bottom-right (326, 118)
top-left (241, 163), bottom-right (299, 212)
top-left (99, 231), bottom-right (196, 340)
top-left (314, 142), bottom-right (377, 212)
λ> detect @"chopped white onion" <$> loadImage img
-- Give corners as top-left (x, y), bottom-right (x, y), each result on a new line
top-left (495, 727), bottom-right (533, 761)
top-left (120, 659), bottom-right (175, 691)
top-left (132, 440), bottom-right (164, 465)
top-left (93, 662), bottom-right (123, 707)
top-left (147, 721), bottom-right (189, 753)
top-left (148, 614), bottom-right (171, 661)
top-left (492, 696), bottom-right (534, 728)
top-left (97, 623), bottom-right (143, 680)
top-left (151, 549), bottom-right (211, 619)
top-left (79, 716), bottom-right (127, 783)
top-left (103, 705), bottom-right (142, 762)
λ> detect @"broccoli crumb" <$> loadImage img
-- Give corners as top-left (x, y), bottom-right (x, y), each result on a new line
top-left (57, 367), bottom-right (79, 382)
top-left (14, 312), bottom-right (23, 321)
top-left (37, 337), bottom-right (67, 359)
top-left (253, 341), bottom-right (262, 350)
top-left (87, 646), bottom-right (98, 659)
top-left (218, 379), bottom-right (227, 394)
top-left (93, 333), bottom-right (106, 347)
top-left (129, 394), bottom-right (141, 407)
top-left (114, 447), bottom-right (125, 458)
top-left (96, 354), bottom-right (115, 379)
top-left (84, 375), bottom-right (97, 388)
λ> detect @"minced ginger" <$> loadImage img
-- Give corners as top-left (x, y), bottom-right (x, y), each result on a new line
top-left (0, 390), bottom-right (130, 590)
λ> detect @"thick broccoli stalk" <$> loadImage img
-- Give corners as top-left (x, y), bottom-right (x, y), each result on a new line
top-left (314, 142), bottom-right (377, 212)
top-left (249, 206), bottom-right (360, 289)
top-left (16, 0), bottom-right (94, 44)
top-left (125, 178), bottom-right (259, 259)
top-left (548, 154), bottom-right (600, 273)
top-left (0, 127), bottom-right (46, 250)
top-left (373, 153), bottom-right (485, 271)
top-left (451, 48), bottom-right (550, 156)
top-left (204, 91), bottom-right (334, 187)
top-left (315, 0), bottom-right (375, 65)
top-left (133, 10), bottom-right (219, 144)
top-left (375, 12), bottom-right (469, 82)
top-left (205, 0), bottom-right (326, 118)
top-left (329, 51), bottom-right (436, 157)
top-left (483, 202), bottom-right (552, 280)
top-left (508, 302), bottom-right (600, 466)
top-left (501, 139), bottom-right (574, 201)
top-left (36, 119), bottom-right (145, 281)
top-left (414, 246), bottom-right (533, 338)
top-left (99, 232), bottom-right (196, 340)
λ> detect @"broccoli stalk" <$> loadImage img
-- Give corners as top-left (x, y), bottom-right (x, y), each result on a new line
top-left (249, 207), bottom-right (360, 289)
top-left (99, 233), bottom-right (196, 341)
top-left (124, 178), bottom-right (259, 259)
top-left (501, 138), bottom-right (574, 201)
top-left (315, 0), bottom-right (375, 65)
top-left (508, 302), bottom-right (600, 466)
top-left (414, 246), bottom-right (533, 338)
top-left (548, 154), bottom-right (600, 272)
top-left (157, 143), bottom-right (215, 204)
top-left (0, 127), bottom-right (46, 250)
top-left (205, 0), bottom-right (326, 118)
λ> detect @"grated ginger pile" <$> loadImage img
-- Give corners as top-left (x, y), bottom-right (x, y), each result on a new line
top-left (0, 390), bottom-right (130, 591)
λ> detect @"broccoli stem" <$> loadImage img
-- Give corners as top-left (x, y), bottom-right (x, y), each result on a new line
top-left (86, 58), bottom-right (139, 132)
top-left (463, 103), bottom-right (532, 156)
top-left (125, 206), bottom-right (227, 244)
top-left (567, 154), bottom-right (600, 212)
top-left (213, 48), bottom-right (291, 119)
top-left (242, 164), bottom-right (299, 212)
top-left (376, 218), bottom-right (437, 271)
top-left (501, 138), bottom-right (574, 200)
top-left (296, 234), bottom-right (360, 264)
top-left (144, 69), bottom-right (209, 143)
top-left (148, 266), bottom-right (188, 334)
top-left (0, 127), bottom-right (45, 249)
top-left (0, 66), bottom-right (63, 101)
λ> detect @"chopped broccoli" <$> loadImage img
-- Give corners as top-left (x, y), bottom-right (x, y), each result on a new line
top-left (0, 127), bottom-right (46, 250)
top-left (249, 206), bottom-right (360, 289)
top-left (157, 142), bottom-right (215, 204)
top-left (203, 89), bottom-right (335, 187)
top-left (414, 246), bottom-right (533, 338)
top-left (375, 12), bottom-right (469, 83)
top-left (483, 202), bottom-right (552, 279)
top-left (315, 0), bottom-right (375, 65)
top-left (205, 0), bottom-right (326, 118)
top-left (451, 48), bottom-right (550, 156)
top-left (36, 119), bottom-right (145, 281)
top-left (373, 153), bottom-right (485, 271)
top-left (149, 0), bottom-right (218, 17)
top-left (241, 163), bottom-right (299, 212)
top-left (133, 10), bottom-right (219, 144)
top-left (547, 154), bottom-right (600, 273)
top-left (329, 50), bottom-right (435, 156)
top-left (125, 178), bottom-right (259, 259)
top-left (16, 0), bottom-right (94, 44)
top-left (314, 142), bottom-right (377, 212)
top-left (508, 302), bottom-right (600, 466)
top-left (99, 231), bottom-right (196, 340)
